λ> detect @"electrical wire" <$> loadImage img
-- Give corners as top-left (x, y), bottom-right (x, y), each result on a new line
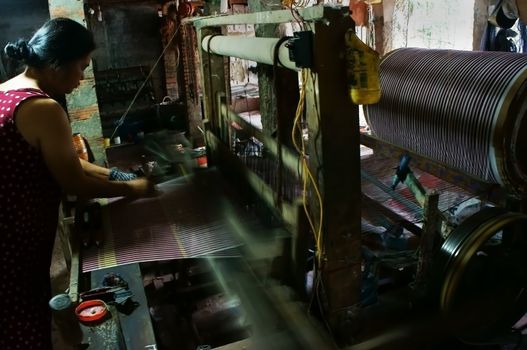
top-left (367, 1), bottom-right (376, 49)
top-left (278, 17), bottom-right (336, 334)
top-left (291, 7), bottom-right (307, 30)
top-left (291, 69), bottom-right (324, 267)
top-left (110, 22), bottom-right (182, 140)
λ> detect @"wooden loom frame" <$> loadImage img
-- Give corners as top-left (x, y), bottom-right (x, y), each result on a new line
top-left (185, 6), bottom-right (363, 339)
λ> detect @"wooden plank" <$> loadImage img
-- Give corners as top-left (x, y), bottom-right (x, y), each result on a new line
top-left (404, 172), bottom-right (427, 208)
top-left (187, 6), bottom-right (325, 29)
top-left (57, 209), bottom-right (73, 271)
top-left (361, 194), bottom-right (422, 236)
top-left (68, 226), bottom-right (81, 304)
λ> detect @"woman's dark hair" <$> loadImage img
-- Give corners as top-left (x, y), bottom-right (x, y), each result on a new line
top-left (3, 18), bottom-right (95, 68)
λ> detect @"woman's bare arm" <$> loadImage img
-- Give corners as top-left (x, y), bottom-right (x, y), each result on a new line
top-left (15, 98), bottom-right (153, 198)
top-left (79, 158), bottom-right (110, 180)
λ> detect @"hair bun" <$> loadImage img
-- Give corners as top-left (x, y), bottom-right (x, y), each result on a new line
top-left (4, 39), bottom-right (34, 61)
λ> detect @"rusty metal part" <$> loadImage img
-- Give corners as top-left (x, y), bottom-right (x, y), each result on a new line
top-left (366, 48), bottom-right (527, 193)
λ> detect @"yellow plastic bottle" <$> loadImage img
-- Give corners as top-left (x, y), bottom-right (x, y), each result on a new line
top-left (344, 29), bottom-right (381, 105)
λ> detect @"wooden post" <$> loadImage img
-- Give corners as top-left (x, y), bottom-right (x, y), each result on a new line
top-left (414, 191), bottom-right (440, 293)
top-left (180, 23), bottom-right (206, 147)
top-left (405, 172), bottom-right (427, 207)
top-left (217, 93), bottom-right (229, 145)
top-left (248, 0), bottom-right (281, 136)
top-left (305, 7), bottom-right (362, 342)
top-left (198, 26), bottom-right (229, 134)
top-left (190, 7), bottom-right (361, 340)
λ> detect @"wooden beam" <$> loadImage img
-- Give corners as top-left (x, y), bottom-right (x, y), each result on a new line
top-left (306, 7), bottom-right (362, 341)
top-left (361, 194), bottom-right (422, 236)
top-left (186, 6), bottom-right (325, 29)
top-left (68, 230), bottom-right (80, 304)
top-left (249, 0), bottom-right (281, 140)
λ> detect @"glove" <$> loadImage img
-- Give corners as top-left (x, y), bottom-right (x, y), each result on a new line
top-left (109, 167), bottom-right (138, 181)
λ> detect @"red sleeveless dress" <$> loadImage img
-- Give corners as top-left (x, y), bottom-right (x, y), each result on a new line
top-left (0, 88), bottom-right (61, 349)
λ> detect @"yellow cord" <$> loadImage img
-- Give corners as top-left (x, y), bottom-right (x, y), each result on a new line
top-left (282, 0), bottom-right (309, 9)
top-left (292, 69), bottom-right (325, 266)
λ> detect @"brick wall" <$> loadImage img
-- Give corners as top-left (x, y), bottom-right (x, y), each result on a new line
top-left (48, 0), bottom-right (106, 164)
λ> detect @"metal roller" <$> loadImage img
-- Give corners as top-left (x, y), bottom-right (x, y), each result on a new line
top-left (366, 48), bottom-right (527, 192)
top-left (433, 207), bottom-right (527, 341)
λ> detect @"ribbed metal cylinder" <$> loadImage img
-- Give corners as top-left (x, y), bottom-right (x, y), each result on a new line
top-left (366, 48), bottom-right (527, 192)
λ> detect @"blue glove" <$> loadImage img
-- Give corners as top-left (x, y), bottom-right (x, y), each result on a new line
top-left (109, 168), bottom-right (138, 181)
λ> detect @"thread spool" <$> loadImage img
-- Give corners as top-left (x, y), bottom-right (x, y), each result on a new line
top-left (72, 133), bottom-right (89, 161)
top-left (365, 48), bottom-right (527, 192)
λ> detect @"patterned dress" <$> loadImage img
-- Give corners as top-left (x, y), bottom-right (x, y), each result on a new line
top-left (0, 88), bottom-right (61, 349)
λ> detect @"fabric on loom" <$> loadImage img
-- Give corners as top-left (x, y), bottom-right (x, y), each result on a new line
top-left (81, 172), bottom-right (264, 272)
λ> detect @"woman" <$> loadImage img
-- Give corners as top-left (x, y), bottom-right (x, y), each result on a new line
top-left (0, 18), bottom-right (154, 348)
